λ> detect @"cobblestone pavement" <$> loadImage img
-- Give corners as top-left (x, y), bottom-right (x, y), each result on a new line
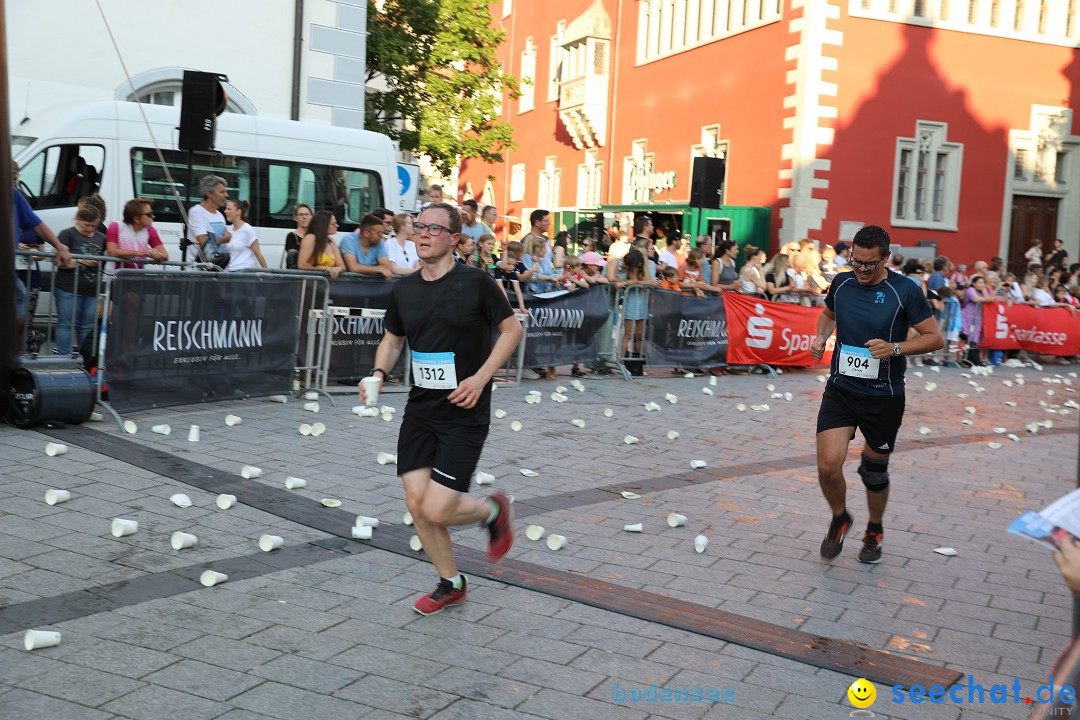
top-left (1, 362), bottom-right (1077, 720)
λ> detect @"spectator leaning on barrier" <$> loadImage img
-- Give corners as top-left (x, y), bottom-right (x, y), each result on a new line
top-left (961, 275), bottom-right (995, 365)
top-left (454, 233), bottom-right (475, 267)
top-left (187, 175), bottom-right (230, 265)
top-left (298, 210), bottom-right (346, 279)
top-left (521, 208), bottom-right (550, 255)
top-left (552, 231), bottom-right (570, 270)
top-left (476, 233), bottom-right (498, 273)
top-left (53, 205), bottom-right (105, 356)
top-left (739, 246), bottom-right (768, 297)
top-left (928, 256), bottom-right (949, 292)
top-left (681, 247), bottom-right (713, 294)
top-left (612, 248), bottom-right (650, 376)
top-left (222, 200), bottom-right (267, 272)
top-left (711, 240), bottom-right (740, 292)
top-left (657, 236), bottom-right (681, 271)
top-left (283, 204), bottom-right (312, 269)
top-left (834, 241), bottom-right (851, 267)
top-left (106, 198), bottom-right (168, 270)
top-left (607, 232), bottom-right (631, 261)
top-left (459, 199), bottom-right (491, 247)
top-left (341, 213), bottom-right (394, 280)
top-left (386, 213), bottom-right (419, 274)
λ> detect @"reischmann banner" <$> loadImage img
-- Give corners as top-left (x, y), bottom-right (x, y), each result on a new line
top-left (522, 286), bottom-right (611, 367)
top-left (644, 289), bottom-right (728, 369)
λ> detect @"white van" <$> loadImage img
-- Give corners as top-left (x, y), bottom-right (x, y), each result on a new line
top-left (12, 100), bottom-right (397, 268)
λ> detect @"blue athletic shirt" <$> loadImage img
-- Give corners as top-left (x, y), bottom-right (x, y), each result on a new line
top-left (825, 273), bottom-right (933, 396)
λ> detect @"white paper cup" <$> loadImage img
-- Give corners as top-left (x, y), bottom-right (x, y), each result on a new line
top-left (702, 387), bottom-right (714, 396)
top-left (624, 523), bottom-right (644, 532)
top-left (667, 430), bottom-right (679, 440)
top-left (23, 629), bottom-right (61, 651)
top-left (709, 376), bottom-right (718, 386)
top-left (355, 515), bottom-right (380, 527)
top-left (285, 476), bottom-right (307, 490)
top-left (360, 376), bottom-right (382, 406)
top-left (690, 460), bottom-right (707, 469)
top-left (258, 534), bottom-right (284, 552)
top-left (409, 534), bottom-right (423, 551)
top-left (528, 390), bottom-right (542, 396)
top-left (665, 393), bottom-right (678, 404)
top-left (381, 412), bottom-right (394, 422)
top-left (171, 531), bottom-right (198, 550)
top-left (310, 422), bottom-right (326, 436)
top-left (111, 518), bottom-right (138, 537)
top-left (241, 465), bottom-right (263, 479)
top-left (268, 395), bottom-right (288, 403)
top-left (494, 409), bottom-right (507, 418)
top-left (151, 424), bottom-right (172, 435)
top-left (123, 420), bottom-right (138, 434)
top-left (546, 534), bottom-right (567, 551)
top-left (474, 471), bottom-right (495, 486)
top-left (187, 425), bottom-right (200, 442)
top-left (377, 452), bottom-right (397, 465)
top-left (510, 421), bottom-right (523, 432)
top-left (44, 489), bottom-right (71, 505)
top-left (351, 525), bottom-right (373, 540)
top-left (88, 411), bottom-right (104, 422)
top-left (200, 570), bottom-right (228, 587)
top-left (216, 494), bottom-right (237, 510)
top-left (667, 512), bottom-right (688, 527)
top-left (403, 511), bottom-right (413, 526)
top-left (571, 418), bottom-right (586, 428)
top-left (380, 405), bottom-right (397, 415)
top-left (604, 408), bottom-right (614, 417)
top-left (303, 402), bottom-right (320, 413)
top-left (304, 391), bottom-right (319, 400)
top-left (624, 435), bottom-right (639, 445)
top-left (225, 414), bottom-right (242, 427)
top-left (44, 442), bottom-right (67, 457)
top-left (299, 423), bottom-right (313, 436)
top-left (526, 524), bottom-right (545, 541)
top-left (644, 401), bottom-right (660, 411)
top-left (694, 535), bottom-right (709, 553)
top-left (169, 493), bottom-right (192, 508)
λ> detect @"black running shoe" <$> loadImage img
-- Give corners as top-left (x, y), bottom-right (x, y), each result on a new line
top-left (820, 511), bottom-right (853, 559)
top-left (858, 531), bottom-right (883, 564)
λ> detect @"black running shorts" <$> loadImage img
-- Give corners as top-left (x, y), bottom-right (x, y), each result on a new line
top-left (816, 382), bottom-right (906, 454)
top-left (397, 412), bottom-right (489, 493)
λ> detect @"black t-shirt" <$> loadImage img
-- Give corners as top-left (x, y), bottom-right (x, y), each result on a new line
top-left (384, 263), bottom-right (515, 424)
top-left (494, 259), bottom-right (527, 283)
top-left (1048, 249), bottom-right (1068, 268)
top-left (54, 227), bottom-right (105, 295)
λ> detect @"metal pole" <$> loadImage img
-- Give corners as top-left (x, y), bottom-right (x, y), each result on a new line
top-left (1074, 406), bottom-right (1080, 638)
top-left (0, 0), bottom-right (19, 395)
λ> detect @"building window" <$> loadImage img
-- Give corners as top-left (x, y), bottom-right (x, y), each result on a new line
top-left (548, 21), bottom-right (566, 103)
top-left (1068, 0), bottom-right (1077, 36)
top-left (502, 0), bottom-right (512, 18)
top-left (968, 0), bottom-right (979, 23)
top-left (1055, 152), bottom-right (1068, 184)
top-left (510, 163), bottom-right (526, 202)
top-left (577, 149), bottom-right (603, 207)
top-left (1038, 0), bottom-right (1048, 32)
top-left (892, 121), bottom-right (962, 230)
top-left (637, 0), bottom-right (782, 63)
top-left (1014, 148), bottom-right (1029, 179)
top-left (1014, 0), bottom-right (1025, 30)
top-left (519, 37), bottom-right (536, 114)
top-left (538, 156), bottom-right (561, 208)
top-left (990, 0), bottom-right (1001, 25)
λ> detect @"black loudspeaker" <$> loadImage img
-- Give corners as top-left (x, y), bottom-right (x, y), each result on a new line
top-left (178, 71), bottom-right (229, 152)
top-left (6, 366), bottom-right (95, 429)
top-left (689, 156), bottom-right (725, 209)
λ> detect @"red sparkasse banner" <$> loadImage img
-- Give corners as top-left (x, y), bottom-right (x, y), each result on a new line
top-left (724, 292), bottom-right (833, 366)
top-left (980, 302), bottom-right (1080, 355)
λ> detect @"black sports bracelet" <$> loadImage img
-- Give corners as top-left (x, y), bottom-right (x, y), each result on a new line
top-left (371, 368), bottom-right (388, 378)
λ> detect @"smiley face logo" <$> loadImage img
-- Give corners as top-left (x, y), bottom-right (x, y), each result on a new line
top-left (847, 678), bottom-right (876, 709)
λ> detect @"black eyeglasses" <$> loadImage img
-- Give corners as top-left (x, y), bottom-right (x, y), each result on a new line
top-left (414, 222), bottom-right (451, 235)
top-left (143, 212), bottom-right (155, 218)
top-left (848, 258), bottom-right (884, 271)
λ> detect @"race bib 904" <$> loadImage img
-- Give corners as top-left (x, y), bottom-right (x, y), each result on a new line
top-left (411, 350), bottom-right (458, 390)
top-left (838, 344), bottom-right (880, 379)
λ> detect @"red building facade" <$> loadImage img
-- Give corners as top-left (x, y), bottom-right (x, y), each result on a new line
top-left (458, 0), bottom-right (1080, 267)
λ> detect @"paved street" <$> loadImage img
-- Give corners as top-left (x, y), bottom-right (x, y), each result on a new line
top-left (1, 363), bottom-right (1077, 720)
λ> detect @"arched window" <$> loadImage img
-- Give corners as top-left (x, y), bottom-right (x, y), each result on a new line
top-left (115, 68), bottom-right (258, 115)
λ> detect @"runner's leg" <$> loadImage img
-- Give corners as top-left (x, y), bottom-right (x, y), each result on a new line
top-left (402, 469), bottom-right (488, 580)
top-left (817, 426), bottom-right (854, 515)
top-left (861, 446), bottom-right (890, 525)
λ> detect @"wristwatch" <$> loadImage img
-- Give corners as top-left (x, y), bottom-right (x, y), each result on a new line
top-left (892, 343), bottom-right (903, 356)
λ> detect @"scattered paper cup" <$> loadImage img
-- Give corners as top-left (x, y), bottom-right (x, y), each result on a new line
top-left (965, 406), bottom-right (976, 414)
top-left (200, 570), bottom-right (228, 587)
top-left (23, 629), bottom-right (61, 651)
top-left (475, 471), bottom-right (495, 485)
top-left (225, 414), bottom-right (242, 427)
top-left (784, 392), bottom-right (793, 402)
top-left (44, 442), bottom-right (67, 457)
top-left (546, 534), bottom-right (567, 551)
top-left (360, 376), bottom-right (382, 405)
top-left (123, 420), bottom-right (138, 434)
top-left (551, 392), bottom-right (568, 403)
top-left (377, 452), bottom-right (397, 465)
top-left (624, 435), bottom-right (639, 445)
top-left (702, 387), bottom-right (714, 396)
top-left (624, 523), bottom-right (643, 532)
top-left (170, 493), bottom-right (192, 508)
top-left (603, 408), bottom-right (614, 417)
top-left (285, 476), bottom-right (307, 490)
top-left (111, 518), bottom-right (138, 537)
top-left (187, 425), bottom-right (200, 442)
top-left (665, 393), bottom-right (678, 404)
top-left (304, 391), bottom-right (319, 400)
top-left (528, 390), bottom-right (542, 396)
top-left (150, 424), bottom-right (172, 436)
top-left (299, 423), bottom-right (313, 436)
top-left (934, 547), bottom-right (957, 556)
top-left (409, 534), bottom-right (423, 552)
top-left (690, 460), bottom-right (707, 469)
top-left (216, 494), bottom-right (237, 510)
top-left (310, 422), bottom-right (326, 436)
top-left (526, 524), bottom-right (545, 541)
top-left (684, 372), bottom-right (695, 378)
top-left (379, 405), bottom-right (397, 415)
top-left (356, 515), bottom-right (380, 527)
top-left (571, 418), bottom-right (586, 428)
top-left (771, 392), bottom-right (783, 399)
top-left (258, 534), bottom-right (284, 552)
top-left (381, 412), bottom-right (394, 422)
top-left (994, 427), bottom-right (1006, 434)
top-left (171, 531), bottom-right (198, 550)
top-left (351, 525), bottom-right (373, 540)
top-left (510, 421), bottom-right (523, 432)
top-left (987, 442), bottom-right (1003, 449)
top-left (240, 465), bottom-right (263, 479)
top-left (667, 512), bottom-right (688, 527)
top-left (644, 401), bottom-right (661, 412)
top-left (88, 411), bottom-right (104, 422)
top-left (620, 491), bottom-right (642, 499)
top-left (268, 395), bottom-right (288, 403)
top-left (494, 409), bottom-right (507, 419)
top-left (44, 489), bottom-right (71, 505)
top-left (694, 535), bottom-right (709, 553)
top-left (709, 376), bottom-right (718, 386)
top-left (321, 499), bottom-right (342, 508)
top-left (570, 379), bottom-right (585, 391)
top-left (767, 383), bottom-right (775, 392)
top-left (667, 430), bottom-right (679, 440)
top-left (520, 468), bottom-right (539, 477)
top-left (403, 511), bottom-right (414, 526)
top-left (303, 402), bottom-right (319, 413)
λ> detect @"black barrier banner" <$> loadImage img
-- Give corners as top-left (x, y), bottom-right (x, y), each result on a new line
top-left (106, 272), bottom-right (300, 412)
top-left (644, 290), bottom-right (728, 368)
top-left (522, 286), bottom-right (611, 367)
top-left (325, 280), bottom-right (403, 382)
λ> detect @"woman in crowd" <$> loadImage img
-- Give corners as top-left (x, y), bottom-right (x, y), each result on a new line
top-left (54, 205), bottom-right (105, 355)
top-left (386, 213), bottom-right (419, 274)
top-left (521, 235), bottom-right (559, 294)
top-left (612, 248), bottom-right (651, 376)
top-left (818, 245), bottom-right (838, 284)
top-left (222, 200), bottom-right (267, 272)
top-left (477, 233), bottom-right (498, 275)
top-left (710, 240), bottom-right (741, 292)
top-left (739, 246), bottom-right (768, 297)
top-left (106, 198), bottom-right (168, 269)
top-left (454, 233), bottom-right (476, 266)
top-left (961, 274), bottom-right (995, 365)
top-left (552, 231), bottom-right (570, 270)
top-left (298, 210), bottom-right (346, 279)
top-left (283, 204), bottom-right (312, 269)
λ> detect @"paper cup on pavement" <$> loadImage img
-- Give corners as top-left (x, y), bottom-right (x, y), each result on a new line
top-left (409, 534), bottom-right (423, 552)
top-left (241, 465), bottom-right (263, 479)
top-left (225, 414), bottom-right (242, 427)
top-left (169, 493), bottom-right (193, 508)
top-left (665, 393), bottom-right (678, 404)
top-left (216, 494), bottom-right (237, 510)
top-left (304, 391), bottom-right (319, 400)
top-left (510, 421), bottom-right (523, 432)
top-left (380, 405), bottom-right (396, 415)
top-left (44, 489), bottom-right (71, 505)
top-left (268, 395), bottom-right (288, 403)
top-left (299, 423), bottom-right (313, 436)
top-left (623, 523), bottom-right (644, 532)
top-left (604, 408), bottom-right (614, 417)
top-left (111, 518), bottom-right (138, 537)
top-left (526, 524), bottom-right (545, 541)
top-left (23, 629), bottom-right (61, 651)
top-left (351, 525), bottom-right (373, 540)
top-left (667, 431), bottom-right (679, 440)
top-left (667, 513), bottom-right (688, 527)
top-left (474, 471), bottom-right (495, 486)
top-left (694, 535), bottom-right (709, 553)
top-left (360, 376), bottom-right (382, 406)
top-left (187, 425), bottom-right (200, 442)
top-left (624, 435), bottom-right (639, 445)
top-left (546, 534), bottom-right (567, 551)
top-left (285, 476), bottom-right (307, 490)
top-left (571, 418), bottom-right (586, 428)
top-left (88, 411), bottom-right (104, 422)
top-left (200, 570), bottom-right (228, 587)
top-left (44, 442), bottom-right (67, 457)
top-left (258, 534), bottom-right (284, 552)
top-left (171, 531), bottom-right (198, 550)
top-left (303, 402), bottom-right (319, 413)
top-left (690, 460), bottom-right (707, 469)
top-left (310, 422), bottom-right (326, 437)
top-left (123, 420), bottom-right (138, 434)
top-left (403, 511), bottom-right (413, 526)
top-left (356, 515), bottom-right (380, 527)
top-left (377, 452), bottom-right (397, 465)
top-left (151, 424), bottom-right (171, 435)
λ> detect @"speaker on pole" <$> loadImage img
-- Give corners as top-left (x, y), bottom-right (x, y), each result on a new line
top-left (689, 156), bottom-right (725, 209)
top-left (178, 71), bottom-right (229, 153)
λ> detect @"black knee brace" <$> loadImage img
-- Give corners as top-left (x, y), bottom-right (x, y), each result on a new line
top-left (857, 453), bottom-right (890, 493)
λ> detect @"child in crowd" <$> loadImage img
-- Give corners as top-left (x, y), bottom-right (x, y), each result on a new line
top-left (950, 263), bottom-right (970, 289)
top-left (679, 248), bottom-right (709, 296)
top-left (495, 240), bottom-right (528, 313)
top-left (560, 254), bottom-right (589, 291)
top-left (658, 265), bottom-right (682, 292)
top-left (939, 286), bottom-right (964, 365)
top-left (581, 251), bottom-right (609, 285)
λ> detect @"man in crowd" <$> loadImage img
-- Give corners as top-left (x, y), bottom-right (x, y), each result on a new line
top-left (521, 209), bottom-right (550, 250)
top-left (12, 180), bottom-right (73, 353)
top-left (459, 199), bottom-right (491, 245)
top-left (481, 205), bottom-right (498, 230)
top-left (1046, 238), bottom-right (1068, 269)
top-left (361, 201), bottom-right (522, 615)
top-left (810, 225), bottom-right (942, 565)
top-left (657, 236), bottom-right (682, 271)
top-left (834, 241), bottom-right (851, 267)
top-left (928, 256), bottom-right (949, 292)
top-left (341, 213), bottom-right (394, 279)
top-left (633, 215), bottom-right (655, 263)
top-left (187, 174), bottom-right (230, 265)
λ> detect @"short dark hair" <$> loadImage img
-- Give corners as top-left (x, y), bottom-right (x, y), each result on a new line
top-left (374, 207), bottom-right (393, 221)
top-left (902, 258), bottom-right (924, 275)
top-left (933, 255), bottom-right (949, 272)
top-left (852, 225), bottom-right (890, 257)
top-left (529, 208), bottom-right (549, 228)
top-left (360, 213), bottom-right (385, 231)
top-left (423, 202), bottom-right (462, 234)
top-left (633, 215), bottom-right (652, 236)
top-left (462, 199), bottom-right (478, 211)
top-left (891, 253), bottom-right (904, 267)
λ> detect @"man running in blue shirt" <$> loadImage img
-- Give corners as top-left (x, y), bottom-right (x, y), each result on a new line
top-left (810, 225), bottom-right (943, 564)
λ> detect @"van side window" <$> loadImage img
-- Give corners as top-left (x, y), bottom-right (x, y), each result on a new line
top-left (258, 160), bottom-right (383, 231)
top-left (19, 144), bottom-right (104, 210)
top-left (131, 148), bottom-right (253, 224)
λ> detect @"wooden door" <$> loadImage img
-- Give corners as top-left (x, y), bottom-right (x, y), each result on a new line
top-left (1009, 195), bottom-right (1059, 274)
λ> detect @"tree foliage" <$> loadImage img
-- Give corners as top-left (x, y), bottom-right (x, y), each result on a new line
top-left (366, 0), bottom-right (519, 175)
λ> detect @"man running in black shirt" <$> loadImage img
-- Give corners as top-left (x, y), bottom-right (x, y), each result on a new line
top-left (810, 225), bottom-right (943, 564)
top-left (361, 202), bottom-right (523, 614)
